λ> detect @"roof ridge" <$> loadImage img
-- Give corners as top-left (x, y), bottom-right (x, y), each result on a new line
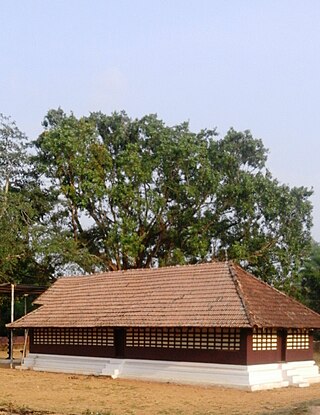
top-left (228, 262), bottom-right (255, 327)
top-left (56, 261), bottom-right (224, 280)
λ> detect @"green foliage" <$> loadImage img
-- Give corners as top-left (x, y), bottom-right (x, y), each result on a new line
top-left (0, 114), bottom-right (33, 283)
top-left (32, 109), bottom-right (313, 287)
top-left (299, 241), bottom-right (320, 313)
top-left (0, 114), bottom-right (57, 285)
top-left (0, 110), bottom-right (316, 329)
top-left (0, 295), bottom-right (36, 336)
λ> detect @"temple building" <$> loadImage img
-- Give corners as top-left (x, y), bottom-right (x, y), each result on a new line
top-left (7, 262), bottom-right (320, 390)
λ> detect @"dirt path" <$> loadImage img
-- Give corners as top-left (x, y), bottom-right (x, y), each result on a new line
top-left (0, 367), bottom-right (319, 415)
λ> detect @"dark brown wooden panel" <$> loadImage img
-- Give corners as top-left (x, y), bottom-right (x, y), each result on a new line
top-left (31, 343), bottom-right (116, 358)
top-left (124, 346), bottom-right (247, 364)
top-left (29, 327), bottom-right (315, 365)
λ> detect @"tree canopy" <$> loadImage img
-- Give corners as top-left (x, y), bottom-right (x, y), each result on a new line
top-left (0, 109), bottom-right (316, 334)
top-left (0, 114), bottom-right (55, 285)
top-left (300, 241), bottom-right (320, 313)
top-left (30, 109), bottom-right (313, 289)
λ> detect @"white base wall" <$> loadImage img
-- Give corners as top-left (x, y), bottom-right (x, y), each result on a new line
top-left (21, 354), bottom-right (320, 391)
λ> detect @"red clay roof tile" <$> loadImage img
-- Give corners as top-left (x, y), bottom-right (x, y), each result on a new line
top-left (8, 262), bottom-right (320, 329)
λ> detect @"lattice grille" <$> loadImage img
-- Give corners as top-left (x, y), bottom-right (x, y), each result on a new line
top-left (286, 329), bottom-right (309, 350)
top-left (33, 328), bottom-right (114, 346)
top-left (126, 327), bottom-right (240, 350)
top-left (252, 328), bottom-right (278, 351)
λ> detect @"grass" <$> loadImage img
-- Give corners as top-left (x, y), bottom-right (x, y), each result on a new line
top-left (261, 398), bottom-right (320, 415)
top-left (82, 411), bottom-right (116, 415)
top-left (0, 403), bottom-right (50, 415)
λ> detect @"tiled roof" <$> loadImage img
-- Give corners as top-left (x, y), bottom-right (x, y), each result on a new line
top-left (8, 262), bottom-right (320, 329)
top-left (232, 264), bottom-right (320, 328)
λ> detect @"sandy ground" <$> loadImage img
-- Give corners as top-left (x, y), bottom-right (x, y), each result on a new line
top-left (0, 351), bottom-right (319, 415)
top-left (0, 367), bottom-right (319, 414)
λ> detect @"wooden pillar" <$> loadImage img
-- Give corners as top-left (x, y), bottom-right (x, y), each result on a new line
top-left (240, 328), bottom-right (249, 364)
top-left (279, 329), bottom-right (287, 362)
top-left (23, 294), bottom-right (28, 359)
top-left (10, 284), bottom-right (14, 368)
top-left (22, 328), bottom-right (29, 364)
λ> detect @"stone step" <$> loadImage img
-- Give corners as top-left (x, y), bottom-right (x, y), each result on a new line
top-left (23, 354), bottom-right (108, 375)
top-left (296, 382), bottom-right (310, 388)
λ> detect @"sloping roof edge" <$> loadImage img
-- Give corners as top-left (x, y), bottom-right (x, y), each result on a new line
top-left (6, 261), bottom-right (320, 330)
top-left (231, 263), bottom-right (320, 329)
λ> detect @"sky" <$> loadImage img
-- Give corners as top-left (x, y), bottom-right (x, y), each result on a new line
top-left (1, 0), bottom-right (320, 239)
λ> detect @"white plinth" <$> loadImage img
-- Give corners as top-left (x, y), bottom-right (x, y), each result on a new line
top-left (21, 354), bottom-right (320, 391)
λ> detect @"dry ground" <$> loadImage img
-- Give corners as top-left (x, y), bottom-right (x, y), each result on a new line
top-left (0, 352), bottom-right (319, 415)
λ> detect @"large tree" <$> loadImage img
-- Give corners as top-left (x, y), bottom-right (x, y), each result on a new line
top-left (33, 109), bottom-right (313, 288)
top-left (0, 114), bottom-right (59, 285)
top-left (0, 114), bottom-right (52, 335)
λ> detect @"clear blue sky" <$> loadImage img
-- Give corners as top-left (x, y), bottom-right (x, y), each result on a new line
top-left (1, 0), bottom-right (320, 239)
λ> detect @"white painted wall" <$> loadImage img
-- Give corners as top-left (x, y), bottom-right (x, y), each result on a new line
top-left (21, 354), bottom-right (320, 391)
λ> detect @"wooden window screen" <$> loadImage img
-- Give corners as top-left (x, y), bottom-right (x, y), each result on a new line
top-left (252, 328), bottom-right (278, 351)
top-left (126, 327), bottom-right (240, 351)
top-left (286, 329), bottom-right (309, 350)
top-left (33, 328), bottom-right (114, 346)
